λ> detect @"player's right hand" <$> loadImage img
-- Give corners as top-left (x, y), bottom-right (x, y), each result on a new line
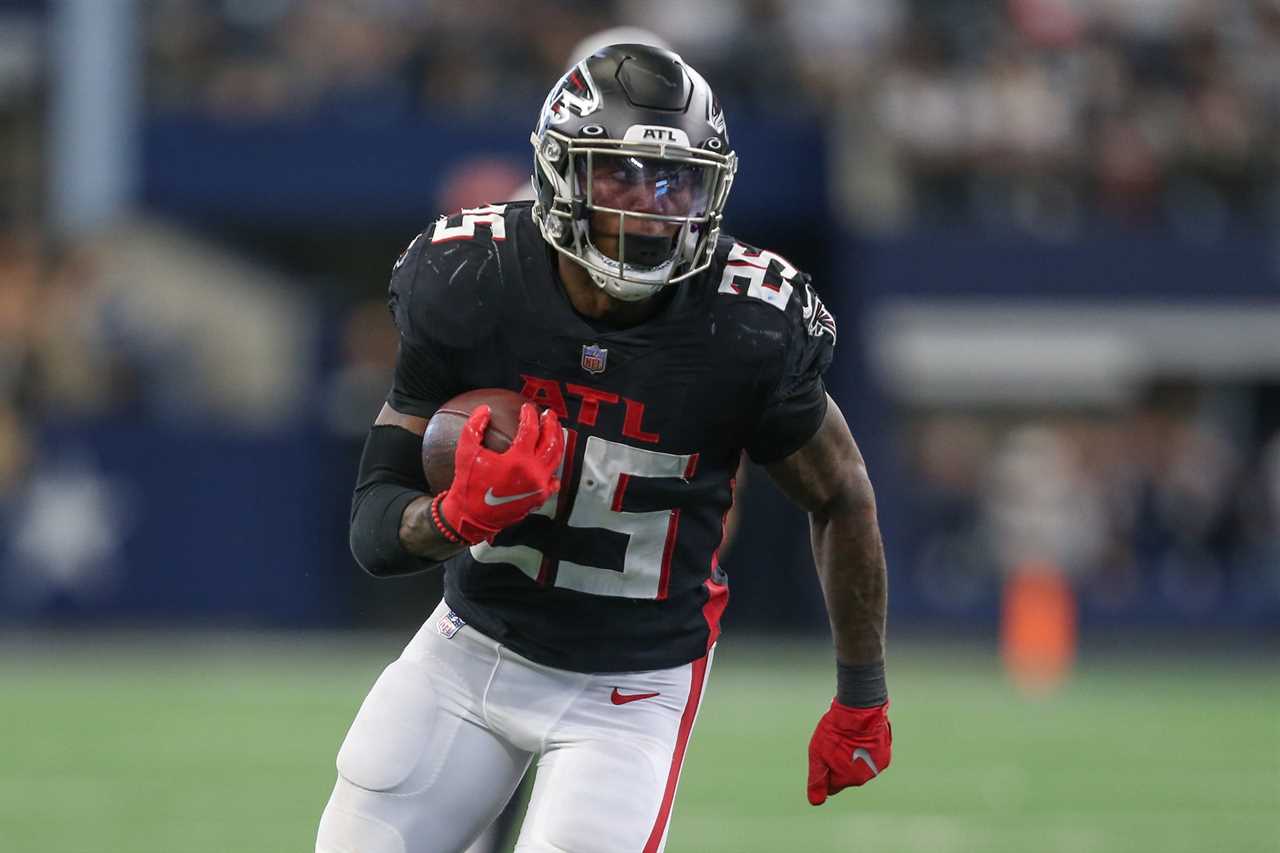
top-left (433, 404), bottom-right (562, 545)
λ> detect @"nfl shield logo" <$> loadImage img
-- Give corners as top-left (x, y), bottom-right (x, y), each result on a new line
top-left (581, 344), bottom-right (608, 374)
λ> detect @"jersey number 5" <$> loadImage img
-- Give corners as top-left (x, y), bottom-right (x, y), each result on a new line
top-left (430, 205), bottom-right (508, 244)
top-left (470, 434), bottom-right (696, 600)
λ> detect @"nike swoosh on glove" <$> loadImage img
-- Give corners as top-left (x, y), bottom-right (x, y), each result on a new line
top-left (435, 403), bottom-right (562, 545)
top-left (807, 700), bottom-right (892, 805)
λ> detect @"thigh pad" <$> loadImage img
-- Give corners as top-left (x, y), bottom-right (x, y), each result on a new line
top-left (336, 656), bottom-right (459, 794)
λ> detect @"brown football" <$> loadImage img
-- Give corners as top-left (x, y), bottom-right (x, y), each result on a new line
top-left (422, 388), bottom-right (529, 493)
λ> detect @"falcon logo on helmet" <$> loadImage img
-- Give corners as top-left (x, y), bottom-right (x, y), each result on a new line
top-left (531, 44), bottom-right (738, 302)
top-left (544, 63), bottom-right (601, 125)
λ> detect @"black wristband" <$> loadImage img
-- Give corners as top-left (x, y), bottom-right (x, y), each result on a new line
top-left (836, 660), bottom-right (888, 708)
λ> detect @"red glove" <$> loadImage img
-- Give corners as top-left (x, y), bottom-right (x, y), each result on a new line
top-left (432, 403), bottom-right (563, 545)
top-left (807, 700), bottom-right (892, 805)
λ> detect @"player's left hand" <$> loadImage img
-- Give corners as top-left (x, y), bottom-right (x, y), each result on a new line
top-left (806, 700), bottom-right (891, 805)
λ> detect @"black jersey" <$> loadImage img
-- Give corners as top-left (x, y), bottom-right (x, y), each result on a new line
top-left (386, 202), bottom-right (836, 673)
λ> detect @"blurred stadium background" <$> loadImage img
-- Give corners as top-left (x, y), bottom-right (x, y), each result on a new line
top-left (1, 1), bottom-right (1278, 851)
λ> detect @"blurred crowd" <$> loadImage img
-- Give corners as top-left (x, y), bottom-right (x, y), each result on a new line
top-left (905, 390), bottom-right (1280, 616)
top-left (0, 231), bottom-right (125, 499)
top-left (142, 0), bottom-right (1280, 233)
top-left (835, 0), bottom-right (1280, 233)
top-left (1, 0), bottom-right (1277, 620)
top-left (0, 225), bottom-right (314, 498)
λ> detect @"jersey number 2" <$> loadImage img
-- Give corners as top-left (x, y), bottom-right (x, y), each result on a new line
top-left (470, 434), bottom-right (696, 600)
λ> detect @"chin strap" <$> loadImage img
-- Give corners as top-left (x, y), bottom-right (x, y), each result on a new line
top-left (582, 241), bottom-right (676, 302)
top-left (590, 269), bottom-right (666, 302)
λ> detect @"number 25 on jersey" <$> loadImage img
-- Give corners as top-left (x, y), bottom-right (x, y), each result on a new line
top-left (472, 432), bottom-right (697, 601)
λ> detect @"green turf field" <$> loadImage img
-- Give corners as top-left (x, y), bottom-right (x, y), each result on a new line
top-left (2, 634), bottom-right (1277, 853)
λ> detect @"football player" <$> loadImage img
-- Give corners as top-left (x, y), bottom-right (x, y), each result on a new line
top-left (317, 44), bottom-right (892, 853)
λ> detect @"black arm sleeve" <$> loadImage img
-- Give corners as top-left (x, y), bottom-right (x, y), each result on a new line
top-left (349, 424), bottom-right (441, 577)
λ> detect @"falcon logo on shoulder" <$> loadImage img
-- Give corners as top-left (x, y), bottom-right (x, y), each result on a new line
top-left (801, 284), bottom-right (836, 344)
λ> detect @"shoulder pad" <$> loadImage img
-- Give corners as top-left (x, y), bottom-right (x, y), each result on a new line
top-left (710, 236), bottom-right (837, 408)
top-left (388, 205), bottom-right (513, 349)
top-left (424, 203), bottom-right (513, 247)
top-left (711, 236), bottom-right (837, 347)
top-left (712, 236), bottom-right (803, 314)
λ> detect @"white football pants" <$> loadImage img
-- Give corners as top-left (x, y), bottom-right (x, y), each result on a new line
top-left (316, 599), bottom-right (714, 853)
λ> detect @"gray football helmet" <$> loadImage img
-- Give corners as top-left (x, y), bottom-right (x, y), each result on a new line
top-left (531, 44), bottom-right (737, 301)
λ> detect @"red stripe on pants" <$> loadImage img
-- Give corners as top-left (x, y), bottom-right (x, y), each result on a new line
top-left (643, 654), bottom-right (709, 852)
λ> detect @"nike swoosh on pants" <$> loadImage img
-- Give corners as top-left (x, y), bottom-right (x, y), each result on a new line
top-left (611, 688), bottom-right (661, 705)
